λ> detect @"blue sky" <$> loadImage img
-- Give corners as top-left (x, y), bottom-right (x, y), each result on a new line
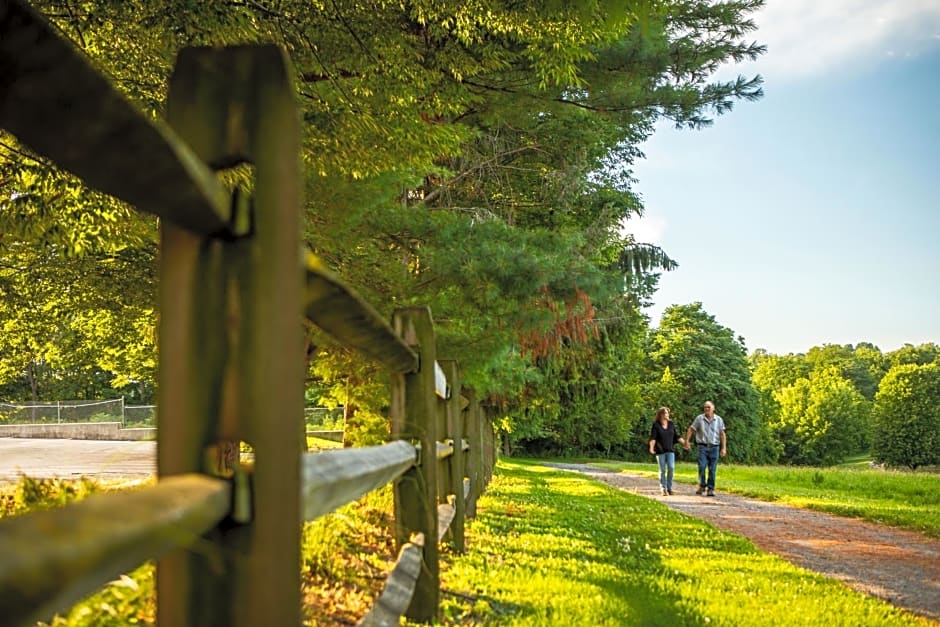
top-left (629, 0), bottom-right (940, 356)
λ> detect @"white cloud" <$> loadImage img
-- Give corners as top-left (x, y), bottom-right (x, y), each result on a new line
top-left (621, 214), bottom-right (667, 245)
top-left (728, 0), bottom-right (940, 80)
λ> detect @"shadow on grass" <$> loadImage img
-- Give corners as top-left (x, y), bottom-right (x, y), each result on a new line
top-left (443, 459), bottom-right (767, 625)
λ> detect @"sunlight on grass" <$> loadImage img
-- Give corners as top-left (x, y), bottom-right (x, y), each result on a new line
top-left (306, 436), bottom-right (343, 450)
top-left (437, 460), bottom-right (931, 626)
top-left (592, 459), bottom-right (940, 538)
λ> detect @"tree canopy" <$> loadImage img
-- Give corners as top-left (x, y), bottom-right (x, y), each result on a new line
top-left (645, 302), bottom-right (761, 462)
top-left (1, 1), bottom-right (766, 422)
top-left (872, 362), bottom-right (940, 470)
top-left (771, 366), bottom-right (868, 466)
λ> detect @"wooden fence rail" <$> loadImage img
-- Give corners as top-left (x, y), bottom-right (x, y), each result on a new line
top-left (0, 475), bottom-right (231, 626)
top-left (0, 1), bottom-right (496, 625)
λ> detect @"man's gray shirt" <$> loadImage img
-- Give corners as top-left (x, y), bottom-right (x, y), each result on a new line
top-left (689, 413), bottom-right (725, 446)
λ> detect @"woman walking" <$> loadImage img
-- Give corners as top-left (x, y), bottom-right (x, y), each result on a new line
top-left (649, 407), bottom-right (685, 496)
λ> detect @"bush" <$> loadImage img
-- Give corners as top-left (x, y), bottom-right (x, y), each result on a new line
top-left (1, 475), bottom-right (99, 516)
top-left (872, 363), bottom-right (940, 469)
top-left (770, 367), bottom-right (869, 466)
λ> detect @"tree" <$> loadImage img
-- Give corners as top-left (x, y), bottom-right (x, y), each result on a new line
top-left (804, 343), bottom-right (885, 400)
top-left (748, 351), bottom-right (813, 463)
top-left (508, 293), bottom-right (649, 457)
top-left (885, 343), bottom-right (940, 369)
top-left (872, 363), bottom-right (940, 469)
top-left (771, 367), bottom-right (869, 466)
top-left (0, 240), bottom-right (156, 402)
top-left (646, 303), bottom-right (763, 462)
top-left (2, 1), bottom-right (767, 441)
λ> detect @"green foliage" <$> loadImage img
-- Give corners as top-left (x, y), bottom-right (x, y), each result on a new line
top-left (300, 487), bottom-right (397, 623)
top-left (805, 343), bottom-right (885, 400)
top-left (41, 565), bottom-right (155, 627)
top-left (748, 343), bottom-right (940, 466)
top-left (646, 303), bottom-right (763, 462)
top-left (873, 362), bottom-right (940, 470)
top-left (0, 475), bottom-right (99, 516)
top-left (885, 342), bottom-right (940, 369)
top-left (0, 240), bottom-right (157, 401)
top-left (748, 351), bottom-right (814, 462)
top-left (506, 297), bottom-right (648, 457)
top-left (750, 350), bottom-right (813, 392)
top-left (2, 0), bottom-right (768, 449)
top-left (771, 366), bottom-right (870, 466)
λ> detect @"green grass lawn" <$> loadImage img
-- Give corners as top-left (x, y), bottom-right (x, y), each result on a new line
top-left (437, 459), bottom-right (932, 626)
top-left (307, 435), bottom-right (343, 450)
top-left (5, 458), bottom-right (936, 625)
top-left (588, 459), bottom-right (940, 538)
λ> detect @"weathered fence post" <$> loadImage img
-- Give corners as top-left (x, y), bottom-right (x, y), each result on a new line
top-left (436, 369), bottom-right (451, 517)
top-left (439, 360), bottom-right (465, 551)
top-left (465, 388), bottom-right (483, 518)
top-left (390, 307), bottom-right (440, 622)
top-left (157, 46), bottom-right (304, 627)
top-left (485, 408), bottom-right (497, 488)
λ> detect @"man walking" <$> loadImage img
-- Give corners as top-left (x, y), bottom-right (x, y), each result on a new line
top-left (684, 401), bottom-right (727, 496)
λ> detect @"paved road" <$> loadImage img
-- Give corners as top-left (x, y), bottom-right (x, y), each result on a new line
top-left (0, 438), bottom-right (156, 482)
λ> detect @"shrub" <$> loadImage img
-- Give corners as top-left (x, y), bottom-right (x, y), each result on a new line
top-left (872, 362), bottom-right (940, 469)
top-left (770, 367), bottom-right (869, 466)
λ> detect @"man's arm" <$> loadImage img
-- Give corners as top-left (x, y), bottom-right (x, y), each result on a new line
top-left (720, 429), bottom-right (727, 457)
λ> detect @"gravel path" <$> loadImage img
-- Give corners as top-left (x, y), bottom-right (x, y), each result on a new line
top-left (547, 463), bottom-right (940, 623)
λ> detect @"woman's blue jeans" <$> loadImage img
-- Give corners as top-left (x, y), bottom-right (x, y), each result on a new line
top-left (656, 452), bottom-right (675, 491)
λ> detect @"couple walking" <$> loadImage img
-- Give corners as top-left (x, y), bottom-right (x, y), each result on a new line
top-left (648, 401), bottom-right (727, 496)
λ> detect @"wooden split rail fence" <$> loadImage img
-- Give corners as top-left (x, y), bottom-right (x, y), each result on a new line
top-left (0, 1), bottom-right (497, 625)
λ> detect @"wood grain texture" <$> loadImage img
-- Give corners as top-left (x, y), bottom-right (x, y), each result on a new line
top-left (305, 254), bottom-right (418, 373)
top-left (301, 441), bottom-right (417, 522)
top-left (0, 475), bottom-right (229, 627)
top-left (357, 534), bottom-right (425, 627)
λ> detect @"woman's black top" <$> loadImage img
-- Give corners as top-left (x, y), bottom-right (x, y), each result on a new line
top-left (650, 420), bottom-right (680, 454)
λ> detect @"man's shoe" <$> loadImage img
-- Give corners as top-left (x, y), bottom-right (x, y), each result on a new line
top-left (667, 489), bottom-right (674, 496)
top-left (661, 488), bottom-right (668, 496)
top-left (695, 487), bottom-right (705, 495)
top-left (706, 489), bottom-right (715, 497)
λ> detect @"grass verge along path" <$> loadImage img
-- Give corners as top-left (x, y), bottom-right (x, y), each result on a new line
top-left (590, 460), bottom-right (940, 538)
top-left (437, 460), bottom-right (931, 626)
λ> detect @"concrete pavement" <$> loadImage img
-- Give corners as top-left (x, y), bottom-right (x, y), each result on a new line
top-left (0, 438), bottom-right (156, 482)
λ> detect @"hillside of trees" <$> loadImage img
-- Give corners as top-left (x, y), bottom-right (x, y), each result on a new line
top-left (1, 1), bottom-right (936, 469)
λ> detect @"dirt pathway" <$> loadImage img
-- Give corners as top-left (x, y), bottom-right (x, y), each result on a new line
top-left (548, 463), bottom-right (940, 623)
